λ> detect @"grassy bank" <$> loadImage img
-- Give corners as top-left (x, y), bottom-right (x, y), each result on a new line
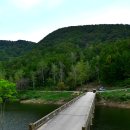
top-left (97, 88), bottom-right (130, 102)
top-left (96, 88), bottom-right (130, 108)
top-left (18, 91), bottom-right (81, 104)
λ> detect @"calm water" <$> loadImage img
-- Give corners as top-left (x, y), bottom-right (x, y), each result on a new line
top-left (92, 106), bottom-right (130, 130)
top-left (0, 103), bottom-right (59, 130)
top-left (1, 104), bottom-right (130, 130)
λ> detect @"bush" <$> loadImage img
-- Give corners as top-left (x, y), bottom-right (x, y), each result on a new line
top-left (57, 82), bottom-right (66, 90)
top-left (0, 97), bottom-right (3, 103)
top-left (0, 79), bottom-right (17, 102)
top-left (116, 78), bottom-right (130, 87)
top-left (98, 89), bottom-right (130, 102)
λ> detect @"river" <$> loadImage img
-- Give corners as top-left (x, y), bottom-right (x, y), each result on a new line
top-left (0, 103), bottom-right (59, 130)
top-left (1, 103), bottom-right (130, 130)
top-left (92, 106), bottom-right (130, 130)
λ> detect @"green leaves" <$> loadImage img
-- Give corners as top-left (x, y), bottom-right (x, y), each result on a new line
top-left (75, 60), bottom-right (91, 85)
top-left (1, 25), bottom-right (130, 90)
top-left (0, 40), bottom-right (35, 61)
top-left (0, 79), bottom-right (17, 103)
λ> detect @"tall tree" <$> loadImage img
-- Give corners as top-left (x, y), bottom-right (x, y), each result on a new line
top-left (0, 79), bottom-right (17, 130)
top-left (70, 52), bottom-right (76, 66)
top-left (75, 60), bottom-right (91, 86)
top-left (51, 63), bottom-right (58, 84)
top-left (0, 63), bottom-right (5, 79)
top-left (30, 71), bottom-right (36, 90)
top-left (67, 65), bottom-right (77, 89)
top-left (37, 60), bottom-right (48, 87)
top-left (59, 62), bottom-right (64, 82)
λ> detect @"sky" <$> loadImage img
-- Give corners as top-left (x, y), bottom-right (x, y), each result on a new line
top-left (0, 0), bottom-right (130, 42)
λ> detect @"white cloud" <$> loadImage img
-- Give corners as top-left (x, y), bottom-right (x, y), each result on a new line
top-left (0, 26), bottom-right (56, 42)
top-left (9, 0), bottom-right (64, 10)
top-left (45, 0), bottom-right (63, 9)
top-left (10, 0), bottom-right (42, 10)
top-left (1, 1), bottom-right (130, 42)
top-left (1, 6), bottom-right (130, 42)
top-left (86, 7), bottom-right (130, 24)
top-left (58, 6), bottom-right (130, 26)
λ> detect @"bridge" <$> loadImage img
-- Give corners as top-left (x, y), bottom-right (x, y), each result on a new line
top-left (29, 91), bottom-right (96, 130)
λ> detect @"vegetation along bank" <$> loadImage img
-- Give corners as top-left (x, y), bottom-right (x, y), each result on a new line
top-left (0, 24), bottom-right (130, 91)
top-left (97, 88), bottom-right (130, 108)
top-left (0, 24), bottom-right (130, 107)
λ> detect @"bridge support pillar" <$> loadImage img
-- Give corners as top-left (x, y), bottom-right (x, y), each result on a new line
top-left (82, 126), bottom-right (87, 130)
top-left (93, 89), bottom-right (96, 93)
top-left (87, 125), bottom-right (91, 130)
top-left (82, 125), bottom-right (92, 130)
top-left (29, 123), bottom-right (35, 130)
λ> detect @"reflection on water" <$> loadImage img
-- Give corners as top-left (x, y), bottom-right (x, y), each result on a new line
top-left (1, 104), bottom-right (130, 130)
top-left (0, 103), bottom-right (59, 130)
top-left (92, 106), bottom-right (130, 130)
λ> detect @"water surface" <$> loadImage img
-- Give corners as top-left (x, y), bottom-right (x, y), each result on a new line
top-left (0, 103), bottom-right (59, 130)
top-left (92, 106), bottom-right (130, 130)
top-left (1, 103), bottom-right (130, 130)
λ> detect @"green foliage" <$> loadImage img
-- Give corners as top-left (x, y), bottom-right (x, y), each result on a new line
top-left (57, 82), bottom-right (66, 90)
top-left (0, 79), bottom-right (17, 102)
top-left (97, 89), bottom-right (130, 102)
top-left (1, 24), bottom-right (130, 90)
top-left (18, 91), bottom-right (77, 102)
top-left (0, 97), bottom-right (2, 103)
top-left (75, 60), bottom-right (91, 85)
top-left (115, 78), bottom-right (130, 88)
top-left (98, 40), bottom-right (130, 84)
top-left (0, 40), bottom-right (36, 61)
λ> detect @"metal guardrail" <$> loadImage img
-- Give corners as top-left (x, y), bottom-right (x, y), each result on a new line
top-left (29, 92), bottom-right (85, 130)
top-left (82, 91), bottom-right (96, 130)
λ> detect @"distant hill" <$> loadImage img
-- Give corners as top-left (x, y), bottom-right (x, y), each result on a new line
top-left (39, 24), bottom-right (130, 47)
top-left (1, 24), bottom-right (130, 90)
top-left (0, 40), bottom-right (36, 61)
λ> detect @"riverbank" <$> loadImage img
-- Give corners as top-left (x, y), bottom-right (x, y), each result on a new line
top-left (18, 91), bottom-right (81, 105)
top-left (96, 100), bottom-right (130, 109)
top-left (20, 99), bottom-right (67, 105)
top-left (97, 88), bottom-right (130, 108)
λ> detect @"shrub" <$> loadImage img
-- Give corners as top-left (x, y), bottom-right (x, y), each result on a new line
top-left (57, 82), bottom-right (66, 90)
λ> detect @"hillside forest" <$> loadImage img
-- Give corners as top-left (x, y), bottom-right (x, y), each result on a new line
top-left (0, 24), bottom-right (130, 90)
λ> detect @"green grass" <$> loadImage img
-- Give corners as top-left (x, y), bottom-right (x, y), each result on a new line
top-left (97, 88), bottom-right (130, 102)
top-left (18, 91), bottom-right (79, 102)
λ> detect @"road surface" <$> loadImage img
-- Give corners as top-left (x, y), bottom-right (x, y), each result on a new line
top-left (38, 92), bottom-right (95, 130)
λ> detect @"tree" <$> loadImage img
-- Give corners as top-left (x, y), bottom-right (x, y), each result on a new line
top-left (14, 69), bottom-right (24, 81)
top-left (0, 63), bottom-right (6, 79)
top-left (14, 69), bottom-right (25, 89)
top-left (0, 79), bottom-right (17, 129)
top-left (0, 70), bottom-right (5, 80)
top-left (0, 79), bottom-right (17, 103)
top-left (51, 63), bottom-right (58, 84)
top-left (70, 52), bottom-right (76, 66)
top-left (30, 71), bottom-right (36, 90)
top-left (59, 62), bottom-right (64, 82)
top-left (67, 65), bottom-right (77, 89)
top-left (37, 60), bottom-right (48, 87)
top-left (91, 55), bottom-right (101, 83)
top-left (75, 61), bottom-right (91, 86)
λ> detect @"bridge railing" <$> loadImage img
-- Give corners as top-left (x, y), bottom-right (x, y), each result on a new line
top-left (82, 91), bottom-right (96, 130)
top-left (29, 92), bottom-right (85, 130)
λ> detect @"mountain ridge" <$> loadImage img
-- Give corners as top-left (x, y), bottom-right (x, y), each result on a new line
top-left (0, 40), bottom-right (36, 61)
top-left (0, 24), bottom-right (130, 90)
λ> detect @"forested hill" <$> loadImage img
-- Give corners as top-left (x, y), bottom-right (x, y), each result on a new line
top-left (0, 40), bottom-right (36, 61)
top-left (1, 24), bottom-right (130, 90)
top-left (39, 24), bottom-right (130, 47)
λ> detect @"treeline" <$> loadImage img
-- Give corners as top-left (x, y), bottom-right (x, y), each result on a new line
top-left (0, 40), bottom-right (36, 61)
top-left (0, 24), bottom-right (130, 90)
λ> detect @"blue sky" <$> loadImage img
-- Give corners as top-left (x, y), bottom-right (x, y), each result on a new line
top-left (0, 0), bottom-right (130, 42)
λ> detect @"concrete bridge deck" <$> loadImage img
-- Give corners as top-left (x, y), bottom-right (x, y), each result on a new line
top-left (37, 92), bottom-right (95, 130)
